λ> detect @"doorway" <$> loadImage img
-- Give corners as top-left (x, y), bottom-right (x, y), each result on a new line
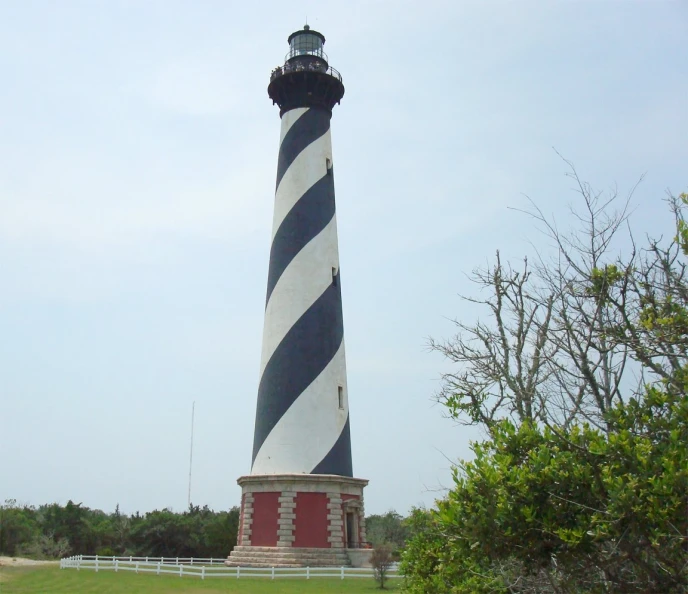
top-left (346, 512), bottom-right (355, 548)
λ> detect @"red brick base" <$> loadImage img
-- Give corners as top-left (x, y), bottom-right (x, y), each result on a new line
top-left (231, 474), bottom-right (368, 555)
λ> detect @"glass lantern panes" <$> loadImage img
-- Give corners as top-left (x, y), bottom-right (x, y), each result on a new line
top-left (287, 32), bottom-right (326, 61)
top-left (291, 33), bottom-right (322, 54)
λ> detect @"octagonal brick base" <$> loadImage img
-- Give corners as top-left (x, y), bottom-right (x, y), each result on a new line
top-left (226, 474), bottom-right (369, 567)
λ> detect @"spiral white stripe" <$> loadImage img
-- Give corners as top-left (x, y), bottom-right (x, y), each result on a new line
top-left (279, 107), bottom-right (309, 144)
top-left (273, 130), bottom-right (332, 239)
top-left (252, 342), bottom-right (348, 474)
top-left (260, 215), bottom-right (339, 377)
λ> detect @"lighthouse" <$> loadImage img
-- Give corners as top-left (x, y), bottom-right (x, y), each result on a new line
top-left (227, 26), bottom-right (369, 568)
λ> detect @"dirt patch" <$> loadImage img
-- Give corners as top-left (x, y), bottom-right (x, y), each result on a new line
top-left (0, 556), bottom-right (59, 567)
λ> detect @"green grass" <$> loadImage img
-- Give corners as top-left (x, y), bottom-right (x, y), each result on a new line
top-left (0, 565), bottom-right (401, 593)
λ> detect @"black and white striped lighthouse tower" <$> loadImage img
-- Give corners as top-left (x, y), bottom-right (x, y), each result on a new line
top-left (227, 26), bottom-right (369, 567)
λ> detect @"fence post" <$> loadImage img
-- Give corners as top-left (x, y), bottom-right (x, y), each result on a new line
top-left (176, 556), bottom-right (179, 565)
top-left (77, 556), bottom-right (80, 571)
top-left (145, 556), bottom-right (148, 563)
top-left (237, 566), bottom-right (240, 579)
top-left (179, 565), bottom-right (183, 578)
top-left (136, 562), bottom-right (139, 574)
top-left (190, 557), bottom-right (194, 566)
top-left (341, 566), bottom-right (345, 580)
top-left (271, 566), bottom-right (275, 580)
top-left (129, 555), bottom-right (132, 563)
top-left (95, 557), bottom-right (99, 573)
top-left (115, 559), bottom-right (118, 572)
top-left (306, 566), bottom-right (310, 580)
top-left (157, 562), bottom-right (161, 575)
top-left (201, 566), bottom-right (205, 580)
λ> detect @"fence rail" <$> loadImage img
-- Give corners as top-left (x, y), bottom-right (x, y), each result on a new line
top-left (62, 555), bottom-right (226, 565)
top-left (60, 555), bottom-right (401, 580)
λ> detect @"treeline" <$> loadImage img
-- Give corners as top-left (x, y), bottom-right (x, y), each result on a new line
top-left (0, 500), bottom-right (239, 559)
top-left (1, 499), bottom-right (414, 561)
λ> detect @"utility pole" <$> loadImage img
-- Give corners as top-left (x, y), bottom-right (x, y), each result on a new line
top-left (187, 401), bottom-right (195, 508)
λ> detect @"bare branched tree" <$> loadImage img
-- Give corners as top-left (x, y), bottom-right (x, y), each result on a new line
top-left (429, 160), bottom-right (664, 434)
top-left (429, 253), bottom-right (556, 428)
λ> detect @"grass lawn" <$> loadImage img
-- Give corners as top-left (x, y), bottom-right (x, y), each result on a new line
top-left (0, 565), bottom-right (402, 593)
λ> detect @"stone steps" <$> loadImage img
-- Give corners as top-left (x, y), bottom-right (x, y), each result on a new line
top-left (226, 546), bottom-right (351, 568)
top-left (233, 546), bottom-right (349, 555)
top-left (227, 553), bottom-right (350, 567)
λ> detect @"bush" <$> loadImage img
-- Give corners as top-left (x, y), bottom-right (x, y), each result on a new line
top-left (371, 543), bottom-right (394, 589)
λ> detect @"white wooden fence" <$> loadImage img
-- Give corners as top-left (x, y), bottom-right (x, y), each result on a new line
top-left (59, 555), bottom-right (401, 580)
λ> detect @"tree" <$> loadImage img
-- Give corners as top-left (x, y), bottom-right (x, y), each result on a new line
top-left (198, 506), bottom-right (240, 558)
top-left (371, 543), bottom-right (395, 589)
top-left (429, 167), bottom-right (648, 432)
top-left (365, 510), bottom-right (409, 553)
top-left (402, 172), bottom-right (688, 593)
top-left (38, 500), bottom-right (89, 554)
top-left (128, 504), bottom-right (240, 558)
top-left (0, 500), bottom-right (39, 556)
top-left (110, 504), bottom-right (130, 555)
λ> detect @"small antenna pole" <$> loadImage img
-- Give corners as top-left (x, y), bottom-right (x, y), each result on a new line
top-left (187, 401), bottom-right (195, 508)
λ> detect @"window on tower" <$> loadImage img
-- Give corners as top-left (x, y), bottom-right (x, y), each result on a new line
top-left (338, 386), bottom-right (344, 409)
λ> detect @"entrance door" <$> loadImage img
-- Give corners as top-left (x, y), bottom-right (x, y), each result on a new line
top-left (346, 512), bottom-right (355, 548)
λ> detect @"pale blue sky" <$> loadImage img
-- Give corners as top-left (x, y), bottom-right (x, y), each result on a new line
top-left (1, 0), bottom-right (686, 516)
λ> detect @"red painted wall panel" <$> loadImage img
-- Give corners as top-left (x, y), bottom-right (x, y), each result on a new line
top-left (293, 492), bottom-right (329, 548)
top-left (251, 492), bottom-right (279, 547)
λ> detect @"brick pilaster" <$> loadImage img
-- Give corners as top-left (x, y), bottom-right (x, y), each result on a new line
top-left (358, 500), bottom-right (367, 544)
top-left (240, 494), bottom-right (254, 546)
top-left (326, 492), bottom-right (344, 547)
top-left (276, 491), bottom-right (296, 547)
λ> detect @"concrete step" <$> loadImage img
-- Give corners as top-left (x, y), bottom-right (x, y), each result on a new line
top-left (226, 561), bottom-right (309, 568)
top-left (232, 546), bottom-right (348, 556)
top-left (226, 546), bottom-right (351, 568)
top-left (229, 556), bottom-right (349, 564)
top-left (233, 546), bottom-right (347, 554)
top-left (230, 554), bottom-right (349, 567)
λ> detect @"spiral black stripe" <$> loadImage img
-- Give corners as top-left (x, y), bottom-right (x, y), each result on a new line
top-left (275, 109), bottom-right (331, 190)
top-left (265, 171), bottom-right (335, 305)
top-left (311, 414), bottom-right (353, 476)
top-left (252, 273), bottom-right (344, 464)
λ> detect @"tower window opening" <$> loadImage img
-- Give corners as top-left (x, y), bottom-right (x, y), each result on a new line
top-left (338, 386), bottom-right (344, 409)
